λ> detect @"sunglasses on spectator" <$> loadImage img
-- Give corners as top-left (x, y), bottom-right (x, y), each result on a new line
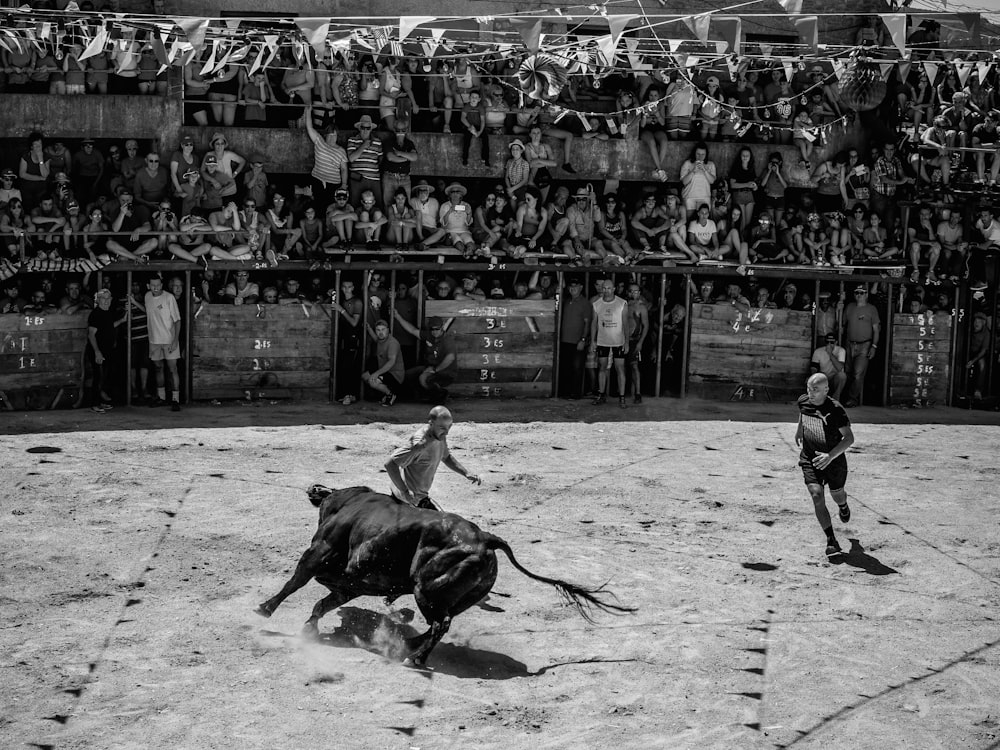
top-left (855, 291), bottom-right (867, 295)
top-left (147, 158), bottom-right (159, 163)
top-left (358, 126), bottom-right (372, 130)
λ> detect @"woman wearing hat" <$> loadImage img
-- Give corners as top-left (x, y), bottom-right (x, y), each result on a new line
top-left (524, 126), bottom-right (559, 203)
top-left (201, 133), bottom-right (245, 181)
top-left (503, 140), bottom-right (531, 204)
top-left (699, 77), bottom-right (723, 141)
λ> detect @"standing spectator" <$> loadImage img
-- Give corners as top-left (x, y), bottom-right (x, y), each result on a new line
top-left (280, 50), bottom-right (314, 128)
top-left (841, 284), bottom-right (881, 408)
top-left (729, 146), bottom-right (758, 231)
top-left (202, 133), bottom-right (246, 183)
top-left (145, 276), bottom-right (182, 411)
top-left (390, 279), bottom-right (419, 367)
top-left (815, 291), bottom-right (837, 340)
top-left (559, 277), bottom-right (592, 399)
top-left (87, 288), bottom-right (126, 412)
top-left (503, 140), bottom-right (531, 204)
top-left (966, 312), bottom-right (990, 400)
top-left (331, 277), bottom-right (364, 404)
top-left (184, 56), bottom-right (212, 126)
top-left (810, 332), bottom-right (848, 401)
top-left (626, 282), bottom-right (650, 403)
top-left (347, 115), bottom-right (383, 211)
top-left (72, 139), bottom-right (104, 210)
top-left (200, 154), bottom-right (237, 210)
top-left (381, 119), bottom-right (417, 210)
top-left (460, 89), bottom-right (489, 167)
top-left (120, 140), bottom-right (145, 186)
top-left (169, 136), bottom-right (198, 201)
top-left (590, 278), bottom-right (628, 408)
top-left (523, 126), bottom-right (559, 202)
top-left (304, 108), bottom-right (347, 205)
top-left (206, 63), bottom-right (240, 126)
top-left (680, 143), bottom-right (716, 214)
top-left (870, 142), bottom-right (911, 242)
top-left (18, 132), bottom-right (51, 209)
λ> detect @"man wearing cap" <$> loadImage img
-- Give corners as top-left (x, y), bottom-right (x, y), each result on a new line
top-left (563, 188), bottom-right (606, 264)
top-left (0, 168), bottom-right (22, 210)
top-left (810, 332), bottom-right (847, 401)
top-left (304, 106), bottom-right (348, 204)
top-left (1, 278), bottom-right (27, 314)
top-left (841, 284), bottom-right (881, 407)
top-left (87, 287), bottom-right (127, 413)
top-left (347, 115), bottom-right (383, 211)
top-left (106, 188), bottom-right (156, 262)
top-left (419, 182), bottom-right (475, 257)
top-left (72, 139), bottom-right (104, 209)
top-left (381, 119), bottom-right (417, 210)
top-left (200, 154), bottom-right (236, 211)
top-left (393, 315), bottom-right (458, 404)
top-left (409, 181), bottom-right (439, 246)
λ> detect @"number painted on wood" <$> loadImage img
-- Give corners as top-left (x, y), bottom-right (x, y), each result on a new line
top-left (18, 356), bottom-right (36, 369)
top-left (254, 339), bottom-right (271, 350)
top-left (23, 316), bottom-right (45, 326)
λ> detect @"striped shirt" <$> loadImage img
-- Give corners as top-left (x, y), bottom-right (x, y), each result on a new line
top-left (347, 136), bottom-right (383, 181)
top-left (311, 139), bottom-right (348, 186)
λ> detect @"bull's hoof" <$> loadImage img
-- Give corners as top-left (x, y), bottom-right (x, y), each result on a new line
top-left (302, 622), bottom-right (320, 640)
top-left (254, 604), bottom-right (273, 618)
top-left (402, 656), bottom-right (430, 670)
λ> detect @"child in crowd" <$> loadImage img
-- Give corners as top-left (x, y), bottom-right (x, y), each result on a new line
top-left (460, 90), bottom-right (489, 167)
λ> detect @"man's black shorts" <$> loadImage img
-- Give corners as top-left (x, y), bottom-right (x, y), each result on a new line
top-left (596, 345), bottom-right (626, 359)
top-left (800, 455), bottom-right (848, 491)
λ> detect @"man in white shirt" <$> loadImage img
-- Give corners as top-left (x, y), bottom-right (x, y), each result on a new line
top-left (144, 276), bottom-right (182, 411)
top-left (589, 278), bottom-right (629, 408)
top-left (810, 332), bottom-right (847, 401)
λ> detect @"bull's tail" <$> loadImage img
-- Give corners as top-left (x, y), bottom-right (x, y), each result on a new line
top-left (485, 534), bottom-right (637, 623)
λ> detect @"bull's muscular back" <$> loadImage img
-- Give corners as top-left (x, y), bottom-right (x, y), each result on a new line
top-left (311, 487), bottom-right (498, 604)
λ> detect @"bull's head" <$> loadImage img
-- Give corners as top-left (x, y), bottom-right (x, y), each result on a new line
top-left (307, 484), bottom-right (334, 507)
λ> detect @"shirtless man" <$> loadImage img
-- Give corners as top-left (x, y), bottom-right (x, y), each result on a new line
top-left (626, 282), bottom-right (649, 403)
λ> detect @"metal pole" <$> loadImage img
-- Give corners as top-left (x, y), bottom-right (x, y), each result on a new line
top-left (184, 269), bottom-right (191, 404)
top-left (359, 269), bottom-right (371, 401)
top-left (881, 281), bottom-right (892, 407)
top-left (654, 273), bottom-right (665, 397)
top-left (330, 269), bottom-right (341, 402)
top-left (948, 285), bottom-right (962, 407)
top-left (552, 271), bottom-right (563, 398)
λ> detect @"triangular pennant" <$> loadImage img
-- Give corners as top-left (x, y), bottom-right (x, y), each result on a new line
top-left (783, 59), bottom-right (796, 84)
top-left (685, 55), bottom-right (700, 69)
top-left (261, 34), bottom-right (280, 71)
top-left (328, 34), bottom-right (352, 55)
top-left (624, 37), bottom-right (639, 55)
top-left (880, 13), bottom-right (907, 56)
top-left (200, 39), bottom-right (219, 75)
top-left (173, 17), bottom-right (209, 51)
top-left (793, 16), bottom-right (817, 54)
top-left (674, 53), bottom-right (687, 69)
top-left (898, 60), bottom-right (911, 83)
top-left (213, 42), bottom-right (236, 73)
top-left (955, 60), bottom-right (973, 86)
top-left (759, 43), bottom-right (773, 58)
top-left (714, 17), bottom-right (742, 54)
top-left (666, 38), bottom-right (683, 53)
top-left (606, 14), bottom-right (637, 49)
top-left (777, 0), bottom-right (802, 15)
top-left (627, 53), bottom-right (652, 72)
top-left (225, 19), bottom-right (241, 32)
top-left (429, 28), bottom-right (445, 44)
top-left (879, 62), bottom-right (895, 81)
top-left (295, 18), bottom-right (331, 56)
top-left (923, 61), bottom-right (939, 85)
top-left (151, 35), bottom-right (168, 66)
top-left (715, 40), bottom-right (728, 55)
top-left (682, 12), bottom-right (711, 44)
top-left (247, 42), bottom-right (268, 75)
top-left (420, 40), bottom-right (439, 58)
top-left (167, 39), bottom-right (184, 64)
top-left (400, 16), bottom-right (435, 42)
top-left (831, 59), bottom-right (846, 81)
top-left (976, 61), bottom-right (992, 83)
top-left (78, 28), bottom-right (107, 61)
top-left (595, 33), bottom-right (617, 65)
top-left (510, 17), bottom-right (542, 53)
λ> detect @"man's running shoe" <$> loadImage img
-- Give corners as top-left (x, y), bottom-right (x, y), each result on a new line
top-left (825, 538), bottom-right (843, 557)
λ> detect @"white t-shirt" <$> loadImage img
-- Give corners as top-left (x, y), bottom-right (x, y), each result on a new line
top-left (593, 296), bottom-right (627, 347)
top-left (811, 344), bottom-right (846, 379)
top-left (688, 219), bottom-right (718, 246)
top-left (144, 291), bottom-right (180, 346)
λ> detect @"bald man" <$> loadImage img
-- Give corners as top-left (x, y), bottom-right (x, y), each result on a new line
top-left (795, 373), bottom-right (856, 557)
top-left (385, 406), bottom-right (482, 510)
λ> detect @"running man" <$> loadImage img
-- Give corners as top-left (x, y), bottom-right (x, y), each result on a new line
top-left (385, 406), bottom-right (482, 510)
top-left (795, 373), bottom-right (855, 557)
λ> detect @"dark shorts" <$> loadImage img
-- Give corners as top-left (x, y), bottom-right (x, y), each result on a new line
top-left (800, 455), bottom-right (848, 491)
top-left (626, 339), bottom-right (642, 364)
top-left (596, 345), bottom-right (626, 360)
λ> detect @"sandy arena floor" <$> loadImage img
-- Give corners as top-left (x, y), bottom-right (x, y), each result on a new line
top-left (2, 398), bottom-right (999, 750)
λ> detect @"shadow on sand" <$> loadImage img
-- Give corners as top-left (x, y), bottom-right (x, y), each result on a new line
top-left (831, 538), bottom-right (898, 576)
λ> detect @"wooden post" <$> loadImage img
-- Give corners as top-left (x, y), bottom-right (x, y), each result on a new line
top-left (359, 269), bottom-right (371, 401)
top-left (882, 281), bottom-right (892, 407)
top-left (655, 273), bottom-right (665, 397)
top-left (183, 269), bottom-right (192, 404)
top-left (552, 271), bottom-right (562, 397)
top-left (680, 272), bottom-right (691, 398)
top-left (330, 269), bottom-right (341, 402)
top-left (126, 270), bottom-right (132, 406)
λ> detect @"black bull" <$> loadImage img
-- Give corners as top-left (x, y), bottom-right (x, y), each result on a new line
top-left (255, 485), bottom-right (635, 666)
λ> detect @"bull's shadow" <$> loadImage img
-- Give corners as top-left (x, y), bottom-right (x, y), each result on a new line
top-left (313, 606), bottom-right (532, 680)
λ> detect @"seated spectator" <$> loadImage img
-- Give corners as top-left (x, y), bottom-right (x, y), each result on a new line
top-left (353, 189), bottom-right (387, 250)
top-left (0, 169), bottom-right (22, 212)
top-left (238, 199), bottom-right (272, 262)
top-left (106, 188), bottom-right (156, 263)
top-left (754, 285), bottom-right (777, 309)
top-left (473, 188), bottom-right (513, 257)
top-left (971, 109), bottom-right (1000, 185)
top-left (691, 277), bottom-right (716, 304)
top-left (59, 279), bottom-right (93, 314)
top-left (417, 182), bottom-right (475, 258)
top-left (935, 208), bottom-right (969, 282)
top-left (1, 278), bottom-right (26, 314)
top-left (717, 205), bottom-right (747, 262)
top-left (861, 211), bottom-right (900, 263)
top-left (148, 200), bottom-right (180, 260)
top-left (792, 108), bottom-right (815, 161)
top-left (803, 212), bottom-right (830, 266)
top-left (278, 277), bottom-right (306, 304)
top-left (21, 286), bottom-right (56, 314)
top-left (264, 190), bottom-right (302, 258)
top-left (907, 204), bottom-right (942, 284)
top-left (826, 212), bottom-right (851, 267)
top-left (409, 181), bottom-right (439, 247)
top-left (168, 213), bottom-right (215, 265)
top-left (512, 186), bottom-right (548, 258)
top-left (915, 117), bottom-right (953, 189)
top-left (298, 203), bottom-right (324, 260)
top-left (630, 193), bottom-right (670, 255)
top-left (597, 193), bottom-right (634, 263)
top-left (243, 153), bottom-right (272, 210)
top-left (747, 212), bottom-right (782, 266)
top-left (687, 203), bottom-right (724, 261)
top-left (562, 188), bottom-right (607, 266)
top-left (29, 194), bottom-right (67, 258)
top-left (454, 272), bottom-right (487, 301)
top-left (208, 202), bottom-right (253, 261)
top-left (178, 169), bottom-right (204, 216)
top-left (223, 269), bottom-right (260, 305)
top-left (323, 188), bottom-right (357, 252)
top-left (545, 186), bottom-right (571, 249)
top-left (261, 286), bottom-right (280, 304)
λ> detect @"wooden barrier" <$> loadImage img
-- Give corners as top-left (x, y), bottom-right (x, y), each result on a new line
top-left (424, 299), bottom-right (556, 398)
top-left (0, 312), bottom-right (87, 410)
top-left (687, 303), bottom-right (814, 401)
top-left (889, 311), bottom-right (953, 406)
top-left (191, 302), bottom-right (332, 401)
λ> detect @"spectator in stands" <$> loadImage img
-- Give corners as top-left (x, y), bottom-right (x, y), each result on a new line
top-left (546, 185), bottom-right (572, 249)
top-left (589, 277), bottom-right (628, 408)
top-left (120, 140), bottom-right (144, 185)
top-left (417, 182), bottom-right (474, 258)
top-left (972, 108), bottom-right (1000, 185)
top-left (841, 283), bottom-right (881, 408)
top-left (524, 125), bottom-right (559, 202)
top-left (362, 318), bottom-right (404, 406)
top-left (759, 152), bottom-right (788, 226)
top-left (699, 76), bottom-right (723, 141)
top-left (332, 277), bottom-right (365, 404)
top-left (639, 86), bottom-right (669, 181)
top-left (264, 190), bottom-right (301, 259)
top-left (936, 208), bottom-right (969, 283)
top-left (729, 146), bottom-right (758, 231)
top-left (511, 185), bottom-right (548, 258)
top-left (459, 89), bottom-right (490, 167)
top-left (133, 152), bottom-right (170, 211)
top-left (280, 49), bottom-right (315, 128)
top-left (59, 278), bottom-right (92, 314)
top-left (0, 169), bottom-right (22, 212)
top-left (104, 188), bottom-right (154, 262)
top-left (680, 143), bottom-right (716, 214)
top-left (870, 142), bottom-right (910, 242)
top-left (473, 188), bottom-right (513, 257)
top-left (223, 269), bottom-right (259, 305)
top-left (687, 203), bottom-right (723, 261)
top-left (241, 70), bottom-right (276, 125)
top-left (916, 116), bottom-right (953, 190)
top-left (503, 140), bottom-right (531, 204)
top-left (563, 187), bottom-right (605, 265)
top-left (966, 311), bottom-right (990, 400)
top-left (384, 187), bottom-right (417, 253)
top-left (19, 131), bottom-right (51, 209)
top-left (207, 202), bottom-right (254, 262)
top-left (597, 193), bottom-right (634, 263)
top-left (203, 133), bottom-right (245, 181)
top-left (1, 278), bottom-right (26, 314)
top-left (22, 286), bottom-right (55, 314)
top-left (242, 153), bottom-right (270, 209)
top-left (347, 114), bottom-right (383, 210)
top-left (625, 281), bottom-right (649, 403)
top-left (184, 56), bottom-right (212, 126)
top-left (72, 139), bottom-right (104, 210)
top-left (148, 200), bottom-right (179, 260)
top-left (353, 189), bottom-right (386, 250)
top-left (811, 331), bottom-right (847, 401)
top-left (409, 180), bottom-right (438, 248)
top-left (238, 198), bottom-right (272, 262)
top-left (207, 63), bottom-right (240, 126)
top-left (1, 198), bottom-right (32, 259)
top-left (804, 212), bottom-right (830, 266)
top-left (907, 204), bottom-right (942, 284)
top-left (746, 211), bottom-right (780, 266)
top-left (167, 136), bottom-right (197, 202)
top-left (630, 193), bottom-right (669, 256)
top-left (200, 154), bottom-right (237, 210)
top-left (381, 119), bottom-right (417, 210)
top-left (86, 288), bottom-right (126, 412)
top-left (322, 188), bottom-right (356, 253)
top-left (861, 210), bottom-right (899, 263)
top-left (29, 194), bottom-right (67, 258)
top-left (168, 213), bottom-right (214, 264)
top-left (826, 211), bottom-right (851, 267)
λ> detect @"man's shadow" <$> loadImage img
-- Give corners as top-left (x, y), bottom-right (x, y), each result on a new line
top-left (831, 538), bottom-right (898, 575)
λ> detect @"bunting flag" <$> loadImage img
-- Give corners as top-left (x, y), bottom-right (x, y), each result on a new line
top-left (793, 16), bottom-right (817, 53)
top-left (831, 58), bottom-right (845, 81)
top-left (714, 17), bottom-right (741, 54)
top-left (955, 59), bottom-right (972, 86)
top-left (880, 13), bottom-right (907, 56)
top-left (428, 28), bottom-right (445, 44)
top-left (174, 17), bottom-right (209, 51)
top-left (976, 61), bottom-right (993, 82)
top-left (782, 58), bottom-right (796, 84)
top-left (606, 14), bottom-right (637, 49)
top-left (666, 38), bottom-right (683, 53)
top-left (682, 12), bottom-right (711, 44)
top-left (420, 39), bottom-right (439, 59)
top-left (78, 28), bottom-right (107, 61)
top-left (400, 16), bottom-right (436, 42)
top-left (898, 59), bottom-right (911, 82)
top-left (923, 61), bottom-right (939, 84)
top-left (777, 0), bottom-right (803, 15)
top-left (370, 24), bottom-right (392, 53)
top-left (261, 34), bottom-right (280, 71)
top-left (247, 41), bottom-right (268, 75)
top-left (295, 18), bottom-right (331, 56)
top-left (759, 43), bottom-right (773, 58)
top-left (714, 40), bottom-right (728, 55)
top-left (685, 55), bottom-right (700, 69)
top-left (510, 17), bottom-right (542, 53)
top-left (151, 33), bottom-right (168, 66)
top-left (595, 33), bottom-right (617, 65)
top-left (225, 19), bottom-right (241, 32)
top-left (879, 62), bottom-right (895, 81)
top-left (200, 38), bottom-right (219, 75)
